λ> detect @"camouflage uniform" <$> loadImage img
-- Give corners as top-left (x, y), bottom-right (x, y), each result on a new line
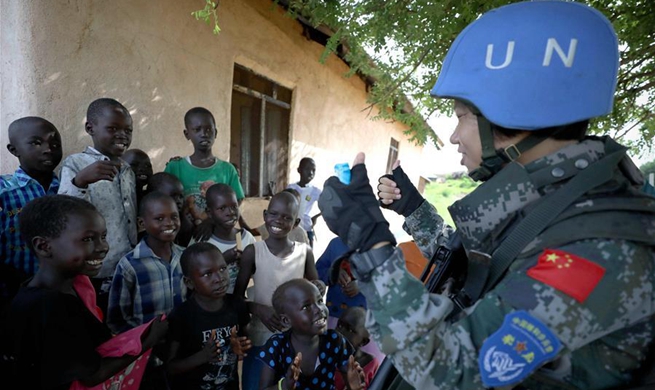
top-left (356, 137), bottom-right (655, 389)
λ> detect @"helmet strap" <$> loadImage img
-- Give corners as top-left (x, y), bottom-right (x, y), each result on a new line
top-left (469, 115), bottom-right (551, 182)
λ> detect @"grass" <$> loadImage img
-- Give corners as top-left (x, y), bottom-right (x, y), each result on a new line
top-left (422, 175), bottom-right (478, 227)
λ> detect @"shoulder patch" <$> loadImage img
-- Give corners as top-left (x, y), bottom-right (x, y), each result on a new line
top-left (479, 310), bottom-right (561, 388)
top-left (526, 249), bottom-right (605, 303)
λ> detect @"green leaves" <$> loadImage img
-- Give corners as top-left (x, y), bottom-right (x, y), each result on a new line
top-left (190, 0), bottom-right (654, 156)
top-left (282, 0), bottom-right (654, 154)
top-left (191, 0), bottom-right (221, 35)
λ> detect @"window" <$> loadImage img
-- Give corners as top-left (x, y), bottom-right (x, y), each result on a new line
top-left (386, 138), bottom-right (399, 174)
top-left (230, 65), bottom-right (292, 197)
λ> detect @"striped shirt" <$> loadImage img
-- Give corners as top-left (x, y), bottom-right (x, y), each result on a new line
top-left (106, 238), bottom-right (186, 334)
top-left (1, 168), bottom-right (60, 275)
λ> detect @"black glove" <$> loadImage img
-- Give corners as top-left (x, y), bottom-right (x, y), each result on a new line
top-left (379, 165), bottom-right (425, 217)
top-left (319, 163), bottom-right (397, 252)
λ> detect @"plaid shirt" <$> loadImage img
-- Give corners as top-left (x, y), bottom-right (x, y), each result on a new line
top-left (1, 168), bottom-right (60, 275)
top-left (106, 238), bottom-right (186, 334)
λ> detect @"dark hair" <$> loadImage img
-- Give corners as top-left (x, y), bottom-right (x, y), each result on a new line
top-left (147, 172), bottom-right (182, 193)
top-left (7, 117), bottom-right (57, 142)
top-left (180, 242), bottom-right (223, 276)
top-left (493, 120), bottom-right (589, 142)
top-left (282, 188), bottom-right (301, 201)
top-left (139, 191), bottom-right (177, 217)
top-left (298, 157), bottom-right (315, 169)
top-left (205, 183), bottom-right (236, 206)
top-left (86, 98), bottom-right (129, 124)
top-left (268, 191), bottom-right (300, 217)
top-left (340, 306), bottom-right (366, 325)
top-left (122, 149), bottom-right (150, 164)
top-left (19, 195), bottom-right (98, 252)
top-left (184, 107), bottom-right (215, 128)
top-left (271, 278), bottom-right (314, 315)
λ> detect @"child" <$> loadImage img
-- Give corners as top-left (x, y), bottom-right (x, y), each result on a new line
top-left (167, 242), bottom-right (252, 390)
top-left (192, 183), bottom-right (256, 294)
top-left (58, 97), bottom-right (138, 313)
top-left (186, 179), bottom-right (215, 225)
top-left (147, 172), bottom-right (194, 247)
top-left (334, 307), bottom-right (380, 390)
top-left (107, 190), bottom-right (185, 389)
top-left (3, 195), bottom-right (167, 388)
top-left (254, 188), bottom-right (309, 245)
top-left (123, 148), bottom-right (153, 208)
top-left (164, 107), bottom-right (244, 220)
top-left (1, 117), bottom-right (62, 309)
top-left (287, 157), bottom-right (322, 247)
top-left (317, 237), bottom-right (386, 366)
top-left (316, 237), bottom-right (367, 324)
top-left (233, 190), bottom-right (323, 390)
top-left (107, 191), bottom-right (185, 334)
top-left (259, 279), bottom-right (365, 390)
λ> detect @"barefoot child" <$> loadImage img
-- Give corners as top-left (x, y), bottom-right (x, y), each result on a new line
top-left (259, 279), bottom-right (365, 390)
top-left (167, 242), bottom-right (251, 390)
top-left (234, 191), bottom-right (324, 390)
top-left (3, 195), bottom-right (167, 388)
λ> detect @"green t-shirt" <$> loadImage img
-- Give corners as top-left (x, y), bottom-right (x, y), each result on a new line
top-left (164, 157), bottom-right (245, 207)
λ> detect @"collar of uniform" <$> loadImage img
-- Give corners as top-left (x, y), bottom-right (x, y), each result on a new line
top-left (449, 137), bottom-right (611, 254)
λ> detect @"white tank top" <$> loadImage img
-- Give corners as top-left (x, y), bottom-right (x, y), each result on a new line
top-left (247, 240), bottom-right (308, 345)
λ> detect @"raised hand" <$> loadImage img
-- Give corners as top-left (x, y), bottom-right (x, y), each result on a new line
top-left (256, 304), bottom-right (284, 333)
top-left (346, 355), bottom-right (366, 390)
top-left (74, 160), bottom-right (122, 187)
top-left (378, 161), bottom-right (425, 217)
top-left (200, 332), bottom-right (222, 363)
top-left (222, 247), bottom-right (243, 265)
top-left (318, 152), bottom-right (396, 252)
top-left (282, 352), bottom-right (302, 390)
top-left (192, 218), bottom-right (213, 241)
top-left (229, 326), bottom-right (252, 360)
top-left (141, 314), bottom-right (169, 353)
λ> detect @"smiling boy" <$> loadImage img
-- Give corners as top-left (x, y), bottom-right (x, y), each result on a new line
top-left (58, 98), bottom-right (138, 313)
top-left (4, 195), bottom-right (168, 389)
top-left (193, 183), bottom-right (256, 294)
top-left (234, 191), bottom-right (323, 390)
top-left (107, 191), bottom-right (185, 334)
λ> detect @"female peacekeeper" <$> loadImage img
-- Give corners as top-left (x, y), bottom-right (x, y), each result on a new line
top-left (317, 1), bottom-right (655, 389)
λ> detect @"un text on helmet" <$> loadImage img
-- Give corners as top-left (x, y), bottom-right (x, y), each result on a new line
top-left (485, 39), bottom-right (578, 70)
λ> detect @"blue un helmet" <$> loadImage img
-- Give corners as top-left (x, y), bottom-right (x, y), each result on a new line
top-left (431, 1), bottom-right (619, 181)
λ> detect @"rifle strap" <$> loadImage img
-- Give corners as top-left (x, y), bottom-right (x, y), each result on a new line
top-left (458, 147), bottom-right (626, 304)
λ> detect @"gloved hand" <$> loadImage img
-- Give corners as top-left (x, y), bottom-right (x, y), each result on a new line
top-left (318, 153), bottom-right (396, 252)
top-left (378, 163), bottom-right (425, 217)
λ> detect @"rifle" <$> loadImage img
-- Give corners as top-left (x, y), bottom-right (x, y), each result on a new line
top-left (368, 232), bottom-right (464, 390)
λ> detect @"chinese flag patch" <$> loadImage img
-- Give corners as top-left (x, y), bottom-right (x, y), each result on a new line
top-left (526, 249), bottom-right (605, 303)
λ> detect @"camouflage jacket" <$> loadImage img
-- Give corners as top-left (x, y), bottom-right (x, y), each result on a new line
top-left (356, 137), bottom-right (655, 389)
